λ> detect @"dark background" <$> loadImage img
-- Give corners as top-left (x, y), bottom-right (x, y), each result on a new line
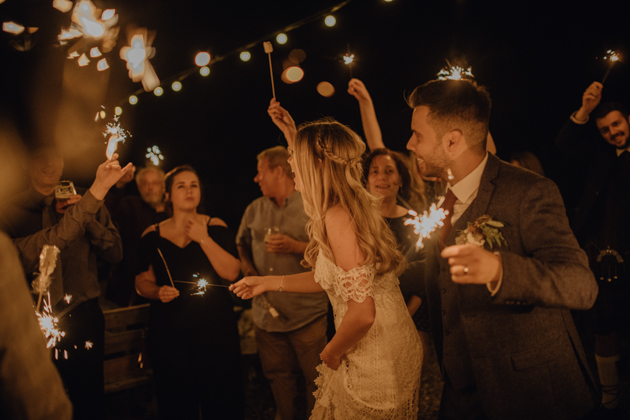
top-left (1, 0), bottom-right (629, 228)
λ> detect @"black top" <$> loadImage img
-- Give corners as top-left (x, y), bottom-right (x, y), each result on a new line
top-left (136, 224), bottom-right (239, 341)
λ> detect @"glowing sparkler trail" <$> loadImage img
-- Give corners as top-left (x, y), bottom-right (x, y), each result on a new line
top-left (36, 299), bottom-right (66, 349)
top-left (404, 202), bottom-right (449, 249)
top-left (602, 50), bottom-right (620, 84)
top-left (58, 0), bottom-right (119, 63)
top-left (437, 65), bottom-right (474, 81)
top-left (191, 274), bottom-right (209, 296)
top-left (343, 53), bottom-right (354, 65)
top-left (146, 146), bottom-right (164, 165)
top-left (103, 115), bottom-right (130, 160)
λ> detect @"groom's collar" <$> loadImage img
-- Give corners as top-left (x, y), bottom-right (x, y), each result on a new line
top-left (447, 152), bottom-right (489, 205)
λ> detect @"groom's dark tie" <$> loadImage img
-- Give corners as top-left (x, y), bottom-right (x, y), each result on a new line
top-left (439, 189), bottom-right (457, 250)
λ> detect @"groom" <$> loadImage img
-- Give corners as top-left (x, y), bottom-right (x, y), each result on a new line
top-left (405, 79), bottom-right (599, 419)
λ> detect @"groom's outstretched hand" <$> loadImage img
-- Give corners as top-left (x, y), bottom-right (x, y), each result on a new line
top-left (441, 244), bottom-right (501, 288)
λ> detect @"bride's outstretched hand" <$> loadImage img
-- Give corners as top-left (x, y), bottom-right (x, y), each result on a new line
top-left (229, 276), bottom-right (267, 299)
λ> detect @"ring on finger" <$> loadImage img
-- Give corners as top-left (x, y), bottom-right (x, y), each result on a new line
top-left (463, 266), bottom-right (469, 275)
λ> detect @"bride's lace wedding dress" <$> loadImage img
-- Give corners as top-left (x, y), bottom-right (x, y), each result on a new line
top-left (310, 251), bottom-right (423, 420)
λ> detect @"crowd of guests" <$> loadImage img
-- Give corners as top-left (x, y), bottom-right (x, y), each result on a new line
top-left (0, 75), bottom-right (628, 420)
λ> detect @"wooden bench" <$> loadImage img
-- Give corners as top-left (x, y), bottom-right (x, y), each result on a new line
top-left (103, 303), bottom-right (153, 394)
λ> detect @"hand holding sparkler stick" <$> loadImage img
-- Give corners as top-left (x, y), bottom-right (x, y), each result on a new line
top-left (89, 153), bottom-right (134, 200)
top-left (574, 82), bottom-right (603, 123)
top-left (230, 275), bottom-right (271, 300)
top-left (268, 99), bottom-right (297, 147)
top-left (263, 42), bottom-right (276, 99)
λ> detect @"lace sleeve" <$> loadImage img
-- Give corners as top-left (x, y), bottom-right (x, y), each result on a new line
top-left (334, 264), bottom-right (376, 303)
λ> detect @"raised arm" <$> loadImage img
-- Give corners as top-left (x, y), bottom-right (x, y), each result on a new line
top-left (347, 78), bottom-right (385, 150)
top-left (268, 99), bottom-right (297, 148)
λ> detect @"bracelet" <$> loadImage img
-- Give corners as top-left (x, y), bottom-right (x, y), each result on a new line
top-left (278, 275), bottom-right (284, 292)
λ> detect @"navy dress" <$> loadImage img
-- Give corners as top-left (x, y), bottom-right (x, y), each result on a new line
top-left (137, 223), bottom-right (243, 419)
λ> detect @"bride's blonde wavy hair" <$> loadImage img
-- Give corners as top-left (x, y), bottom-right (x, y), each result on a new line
top-left (293, 118), bottom-right (405, 276)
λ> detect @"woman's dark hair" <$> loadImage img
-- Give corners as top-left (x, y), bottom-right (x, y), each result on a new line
top-left (164, 165), bottom-right (204, 215)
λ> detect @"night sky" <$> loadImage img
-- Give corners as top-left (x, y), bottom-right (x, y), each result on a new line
top-left (1, 0), bottom-right (629, 228)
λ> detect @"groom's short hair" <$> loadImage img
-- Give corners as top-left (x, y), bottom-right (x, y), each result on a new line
top-left (407, 79), bottom-right (491, 154)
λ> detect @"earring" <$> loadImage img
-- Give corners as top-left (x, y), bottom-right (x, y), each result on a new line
top-left (447, 168), bottom-right (454, 181)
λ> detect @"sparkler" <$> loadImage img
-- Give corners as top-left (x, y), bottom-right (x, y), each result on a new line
top-left (103, 115), bottom-right (130, 160)
top-left (146, 146), bottom-right (164, 166)
top-left (404, 202), bottom-right (449, 249)
top-left (33, 245), bottom-right (60, 312)
top-left (343, 43), bottom-right (355, 78)
top-left (58, 0), bottom-right (119, 63)
top-left (601, 50), bottom-right (620, 84)
top-left (263, 42), bottom-right (276, 99)
top-left (437, 65), bottom-right (474, 81)
top-left (119, 28), bottom-right (160, 91)
top-left (157, 248), bottom-right (176, 288)
top-left (36, 298), bottom-right (66, 349)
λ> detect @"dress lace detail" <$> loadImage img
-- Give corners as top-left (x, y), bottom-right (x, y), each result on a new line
top-left (311, 251), bottom-right (423, 420)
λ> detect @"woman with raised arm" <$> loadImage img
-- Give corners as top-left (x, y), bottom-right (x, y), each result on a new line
top-left (231, 118), bottom-right (422, 419)
top-left (135, 165), bottom-right (243, 420)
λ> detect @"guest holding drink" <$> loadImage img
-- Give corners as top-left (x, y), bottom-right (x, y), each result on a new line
top-left (135, 165), bottom-right (243, 419)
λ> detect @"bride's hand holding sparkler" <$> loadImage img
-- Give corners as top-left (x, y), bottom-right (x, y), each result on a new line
top-left (90, 153), bottom-right (134, 200)
top-left (575, 82), bottom-right (603, 122)
top-left (268, 99), bottom-right (297, 147)
top-left (230, 275), bottom-right (280, 300)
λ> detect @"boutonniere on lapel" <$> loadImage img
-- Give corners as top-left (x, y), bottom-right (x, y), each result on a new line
top-left (455, 215), bottom-right (507, 249)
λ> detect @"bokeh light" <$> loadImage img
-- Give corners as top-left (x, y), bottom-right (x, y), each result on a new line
top-left (240, 51), bottom-right (251, 62)
top-left (154, 86), bottom-right (163, 96)
top-left (276, 33), bottom-right (288, 44)
top-left (101, 9), bottom-right (116, 20)
top-left (288, 49), bottom-right (307, 64)
top-left (324, 15), bottom-right (336, 27)
top-left (99, 110), bottom-right (106, 119)
top-left (115, 106), bottom-right (123, 116)
top-left (195, 52), bottom-right (211, 67)
top-left (317, 81), bottom-right (335, 97)
top-left (3, 21), bottom-right (25, 35)
top-left (172, 81), bottom-right (182, 91)
top-left (90, 47), bottom-right (101, 57)
top-left (281, 66), bottom-right (304, 84)
top-left (129, 95), bottom-right (138, 105)
top-left (200, 66), bottom-right (210, 76)
top-left (97, 58), bottom-right (109, 71)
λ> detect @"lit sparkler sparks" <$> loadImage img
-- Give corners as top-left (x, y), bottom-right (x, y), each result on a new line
top-left (602, 50), bottom-right (621, 84)
top-left (437, 65), bottom-right (474, 81)
top-left (103, 115), bottom-right (131, 160)
top-left (36, 299), bottom-right (66, 349)
top-left (58, 0), bottom-right (119, 63)
top-left (192, 274), bottom-right (209, 296)
top-left (404, 202), bottom-right (449, 249)
top-left (343, 53), bottom-right (355, 65)
top-left (119, 28), bottom-right (160, 91)
top-left (85, 341), bottom-right (93, 349)
top-left (146, 146), bottom-right (164, 166)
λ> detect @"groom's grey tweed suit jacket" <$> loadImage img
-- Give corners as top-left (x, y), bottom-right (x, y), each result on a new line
top-left (419, 153), bottom-right (599, 420)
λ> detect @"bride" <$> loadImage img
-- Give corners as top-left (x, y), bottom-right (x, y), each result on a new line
top-left (230, 111), bottom-right (422, 419)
